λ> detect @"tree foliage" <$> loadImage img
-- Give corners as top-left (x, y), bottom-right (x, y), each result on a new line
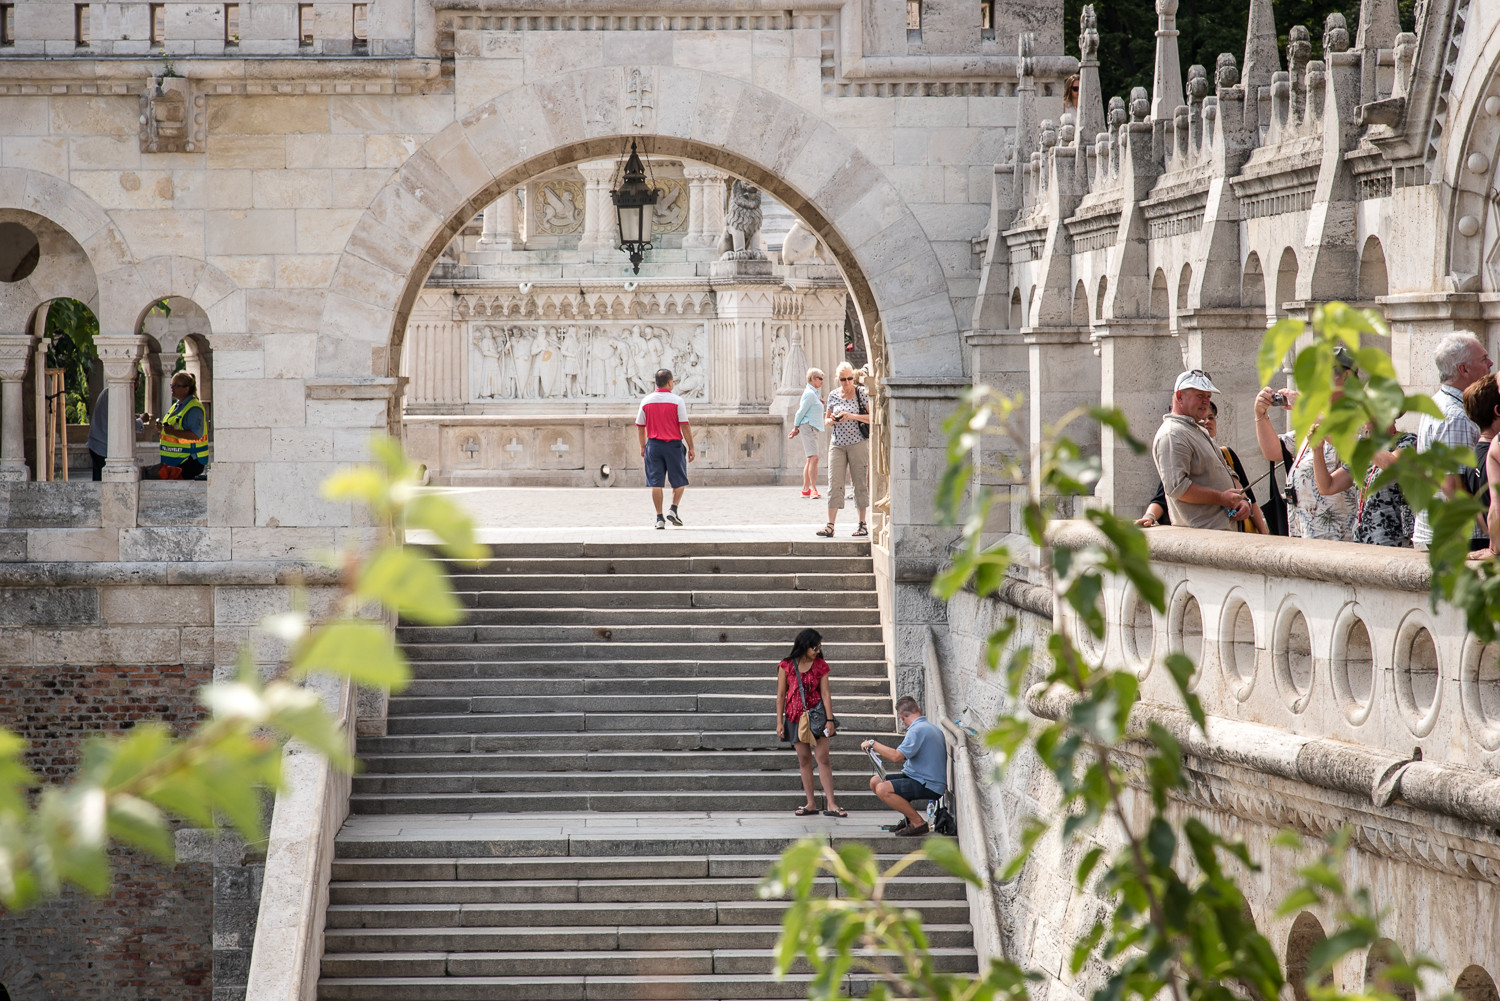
top-left (768, 309), bottom-right (1457, 1001)
top-left (1060, 0), bottom-right (1415, 112)
top-left (0, 437), bottom-right (483, 911)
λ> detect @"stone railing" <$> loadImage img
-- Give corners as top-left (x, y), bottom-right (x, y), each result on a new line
top-left (244, 674), bottom-right (357, 1001)
top-left (1048, 524), bottom-right (1500, 780)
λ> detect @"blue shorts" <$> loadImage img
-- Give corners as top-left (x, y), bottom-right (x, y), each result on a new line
top-left (887, 773), bottom-right (941, 804)
top-left (644, 438), bottom-right (689, 488)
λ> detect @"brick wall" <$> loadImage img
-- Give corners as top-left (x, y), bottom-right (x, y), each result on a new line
top-left (0, 639), bottom-right (215, 1000)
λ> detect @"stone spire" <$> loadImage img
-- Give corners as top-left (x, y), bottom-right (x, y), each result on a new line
top-left (1151, 0), bottom-right (1184, 121)
top-left (1241, 0), bottom-right (1281, 100)
top-left (1011, 32), bottom-right (1038, 168)
top-left (1075, 5), bottom-right (1105, 145)
top-left (1356, 0), bottom-right (1401, 103)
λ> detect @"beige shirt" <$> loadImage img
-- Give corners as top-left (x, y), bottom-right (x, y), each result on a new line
top-left (1151, 414), bottom-right (1236, 531)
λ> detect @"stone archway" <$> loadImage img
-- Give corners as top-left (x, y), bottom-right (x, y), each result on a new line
top-left (315, 65), bottom-right (960, 387)
top-left (1440, 29), bottom-right (1500, 292)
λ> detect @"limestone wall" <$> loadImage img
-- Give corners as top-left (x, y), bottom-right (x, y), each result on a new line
top-left (937, 530), bottom-right (1500, 1001)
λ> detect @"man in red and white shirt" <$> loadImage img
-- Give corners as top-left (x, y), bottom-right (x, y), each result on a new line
top-left (636, 368), bottom-right (696, 528)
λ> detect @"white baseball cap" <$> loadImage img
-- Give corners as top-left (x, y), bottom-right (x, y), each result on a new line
top-left (1174, 369), bottom-right (1219, 394)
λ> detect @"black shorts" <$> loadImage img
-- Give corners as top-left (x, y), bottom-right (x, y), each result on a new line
top-left (887, 774), bottom-right (941, 803)
top-left (644, 438), bottom-right (688, 488)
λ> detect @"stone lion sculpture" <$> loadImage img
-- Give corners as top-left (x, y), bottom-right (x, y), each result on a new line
top-left (780, 219), bottom-right (828, 266)
top-left (717, 179), bottom-right (766, 260)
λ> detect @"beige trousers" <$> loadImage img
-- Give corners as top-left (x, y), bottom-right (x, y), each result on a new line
top-left (827, 437), bottom-right (870, 511)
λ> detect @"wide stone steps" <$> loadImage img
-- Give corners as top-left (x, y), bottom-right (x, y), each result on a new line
top-left (386, 694), bottom-right (891, 716)
top-left (323, 540), bottom-right (976, 1001)
top-left (399, 677), bottom-right (891, 697)
top-left (397, 624), bottom-right (885, 644)
top-left (355, 750), bottom-right (875, 775)
top-left (405, 659), bottom-right (889, 678)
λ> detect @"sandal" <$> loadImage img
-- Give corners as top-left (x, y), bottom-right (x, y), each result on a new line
top-left (794, 805), bottom-right (818, 816)
top-left (852, 522), bottom-right (869, 537)
top-left (816, 523), bottom-right (835, 538)
top-left (822, 807), bottom-right (848, 818)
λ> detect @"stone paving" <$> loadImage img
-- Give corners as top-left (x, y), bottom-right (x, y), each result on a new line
top-left (414, 484), bottom-right (866, 543)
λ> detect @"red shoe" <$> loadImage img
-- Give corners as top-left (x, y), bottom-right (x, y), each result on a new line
top-left (811, 488), bottom-right (821, 499)
top-left (800, 489), bottom-right (811, 497)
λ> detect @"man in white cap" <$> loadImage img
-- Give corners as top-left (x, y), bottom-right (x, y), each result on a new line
top-left (1150, 370), bottom-right (1248, 531)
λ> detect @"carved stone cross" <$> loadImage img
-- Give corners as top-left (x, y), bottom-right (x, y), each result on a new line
top-left (461, 436), bottom-right (481, 459)
top-left (626, 68), bottom-right (654, 129)
top-left (550, 437), bottom-right (570, 456)
top-left (740, 436), bottom-right (760, 459)
top-left (505, 437), bottom-right (524, 455)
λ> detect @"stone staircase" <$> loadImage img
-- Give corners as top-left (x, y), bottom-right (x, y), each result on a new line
top-left (318, 540), bottom-right (978, 1000)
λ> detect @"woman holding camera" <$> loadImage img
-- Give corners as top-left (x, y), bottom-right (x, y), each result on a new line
top-left (1252, 378), bottom-right (1358, 541)
top-left (775, 628), bottom-right (844, 818)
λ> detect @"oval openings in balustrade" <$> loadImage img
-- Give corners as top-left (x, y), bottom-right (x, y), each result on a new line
top-left (1272, 603), bottom-right (1314, 714)
top-left (1218, 593), bottom-right (1256, 700)
top-left (1331, 609), bottom-right (1375, 726)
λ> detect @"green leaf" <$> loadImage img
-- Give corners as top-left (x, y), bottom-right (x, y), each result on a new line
top-left (356, 546), bottom-right (463, 625)
top-left (922, 836), bottom-right (981, 885)
top-left (405, 494), bottom-right (486, 561)
top-left (1258, 317), bottom-right (1305, 387)
top-left (321, 466), bottom-right (387, 507)
top-left (293, 620), bottom-right (411, 691)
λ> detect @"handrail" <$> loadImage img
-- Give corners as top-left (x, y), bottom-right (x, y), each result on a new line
top-left (923, 627), bottom-right (1011, 965)
top-left (243, 675), bottom-right (357, 1001)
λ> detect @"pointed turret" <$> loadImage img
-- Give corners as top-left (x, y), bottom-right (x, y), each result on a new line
top-left (1241, 0), bottom-right (1281, 111)
top-left (1075, 5), bottom-right (1105, 145)
top-left (1356, 0), bottom-right (1401, 103)
top-left (1151, 0), bottom-right (1184, 121)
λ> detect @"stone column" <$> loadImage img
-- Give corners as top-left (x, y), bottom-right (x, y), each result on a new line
top-left (577, 161), bottom-right (618, 251)
top-left (683, 166), bottom-right (726, 250)
top-left (1093, 321), bottom-right (1180, 514)
top-left (964, 328), bottom-right (1031, 539)
top-left (707, 284), bottom-right (777, 411)
top-left (95, 335), bottom-right (144, 483)
top-left (0, 334), bottom-right (34, 482)
top-left (478, 190), bottom-right (519, 251)
top-left (1178, 308), bottom-right (1275, 472)
top-left (1026, 326), bottom-right (1101, 518)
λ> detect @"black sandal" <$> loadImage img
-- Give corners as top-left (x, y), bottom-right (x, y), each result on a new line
top-left (852, 522), bottom-right (868, 537)
top-left (816, 523), bottom-right (835, 537)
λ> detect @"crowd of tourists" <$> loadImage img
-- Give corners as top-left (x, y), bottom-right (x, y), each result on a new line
top-left (1144, 332), bottom-right (1498, 553)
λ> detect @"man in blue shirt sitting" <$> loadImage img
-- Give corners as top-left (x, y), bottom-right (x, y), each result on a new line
top-left (862, 696), bottom-right (947, 837)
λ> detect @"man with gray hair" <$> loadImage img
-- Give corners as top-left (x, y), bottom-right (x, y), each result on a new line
top-left (1414, 332), bottom-right (1493, 549)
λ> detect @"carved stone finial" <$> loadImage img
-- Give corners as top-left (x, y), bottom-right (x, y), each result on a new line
top-left (1215, 53), bottom-right (1239, 90)
top-left (1392, 31), bottom-right (1417, 99)
top-left (1155, 0), bottom-right (1178, 15)
top-left (1040, 119), bottom-right (1058, 149)
top-left (1323, 13), bottom-right (1350, 54)
top-left (1017, 31), bottom-right (1035, 81)
top-left (1187, 64), bottom-right (1209, 103)
top-left (1305, 60), bottom-right (1326, 117)
top-left (1288, 24), bottom-right (1311, 72)
top-left (1080, 4), bottom-right (1099, 61)
top-left (1108, 96), bottom-right (1127, 129)
top-left (1059, 111), bottom-right (1076, 145)
top-left (1129, 86), bottom-right (1150, 122)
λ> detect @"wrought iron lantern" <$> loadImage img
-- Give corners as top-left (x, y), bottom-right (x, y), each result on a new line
top-left (610, 141), bottom-right (661, 274)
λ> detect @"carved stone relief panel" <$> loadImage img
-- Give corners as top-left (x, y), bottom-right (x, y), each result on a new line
top-left (693, 425), bottom-right (728, 468)
top-left (469, 321), bottom-right (708, 403)
top-left (538, 428), bottom-right (584, 469)
top-left (534, 180), bottom-right (585, 235)
top-left (653, 178), bottom-right (689, 233)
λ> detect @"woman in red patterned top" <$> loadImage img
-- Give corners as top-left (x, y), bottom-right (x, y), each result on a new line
top-left (775, 628), bottom-right (845, 817)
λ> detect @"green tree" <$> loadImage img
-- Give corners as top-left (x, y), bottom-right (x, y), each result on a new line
top-left (767, 305), bottom-right (1455, 1001)
top-left (43, 298), bottom-right (99, 425)
top-left (0, 438), bottom-right (482, 909)
top-left (1060, 0), bottom-right (1414, 109)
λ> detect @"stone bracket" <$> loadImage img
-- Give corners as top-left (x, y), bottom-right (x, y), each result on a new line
top-left (140, 75), bottom-right (205, 154)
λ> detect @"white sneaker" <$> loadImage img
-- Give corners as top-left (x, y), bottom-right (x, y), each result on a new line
top-left (655, 515), bottom-right (666, 529)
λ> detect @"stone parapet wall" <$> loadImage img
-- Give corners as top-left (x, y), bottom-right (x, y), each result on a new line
top-left (0, 564), bottom-right (341, 1001)
top-left (936, 532), bottom-right (1500, 1001)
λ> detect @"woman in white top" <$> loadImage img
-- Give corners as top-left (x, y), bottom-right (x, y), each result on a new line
top-left (788, 368), bottom-right (826, 499)
top-left (817, 362), bottom-right (873, 538)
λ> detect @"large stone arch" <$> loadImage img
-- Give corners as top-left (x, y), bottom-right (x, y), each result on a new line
top-left (126, 257), bottom-right (245, 339)
top-left (316, 65), bottom-right (960, 383)
top-left (0, 168), bottom-right (136, 332)
top-left (1441, 22), bottom-right (1500, 291)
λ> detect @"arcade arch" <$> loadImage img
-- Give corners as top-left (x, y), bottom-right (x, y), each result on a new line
top-left (317, 66), bottom-right (963, 390)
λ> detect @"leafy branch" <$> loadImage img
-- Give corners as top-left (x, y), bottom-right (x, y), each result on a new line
top-left (0, 436), bottom-right (482, 911)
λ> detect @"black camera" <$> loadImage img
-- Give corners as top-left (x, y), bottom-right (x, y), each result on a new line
top-left (1271, 391), bottom-right (1288, 407)
top-left (1283, 483), bottom-right (1298, 508)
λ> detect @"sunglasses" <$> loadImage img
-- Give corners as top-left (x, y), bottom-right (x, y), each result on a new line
top-left (839, 377), bottom-right (854, 382)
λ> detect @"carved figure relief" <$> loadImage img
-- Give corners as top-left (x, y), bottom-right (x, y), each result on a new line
top-left (652, 179), bottom-right (688, 232)
top-left (470, 322), bottom-right (707, 401)
top-left (626, 67), bottom-right (655, 130)
top-left (535, 181), bottom-right (585, 234)
top-left (718, 180), bottom-right (766, 260)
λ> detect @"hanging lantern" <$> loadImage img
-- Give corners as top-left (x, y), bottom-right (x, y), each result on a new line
top-left (610, 140), bottom-right (660, 274)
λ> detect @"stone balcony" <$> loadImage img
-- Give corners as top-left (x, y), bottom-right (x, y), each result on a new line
top-left (1048, 523), bottom-right (1499, 774)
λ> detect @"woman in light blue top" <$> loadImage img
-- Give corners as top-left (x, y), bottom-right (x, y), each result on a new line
top-left (788, 368), bottom-right (826, 498)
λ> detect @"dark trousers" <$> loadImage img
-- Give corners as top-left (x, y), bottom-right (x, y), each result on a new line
top-left (90, 449), bottom-right (105, 481)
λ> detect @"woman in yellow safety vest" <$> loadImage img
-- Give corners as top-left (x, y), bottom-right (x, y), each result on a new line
top-left (157, 372), bottom-right (210, 474)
